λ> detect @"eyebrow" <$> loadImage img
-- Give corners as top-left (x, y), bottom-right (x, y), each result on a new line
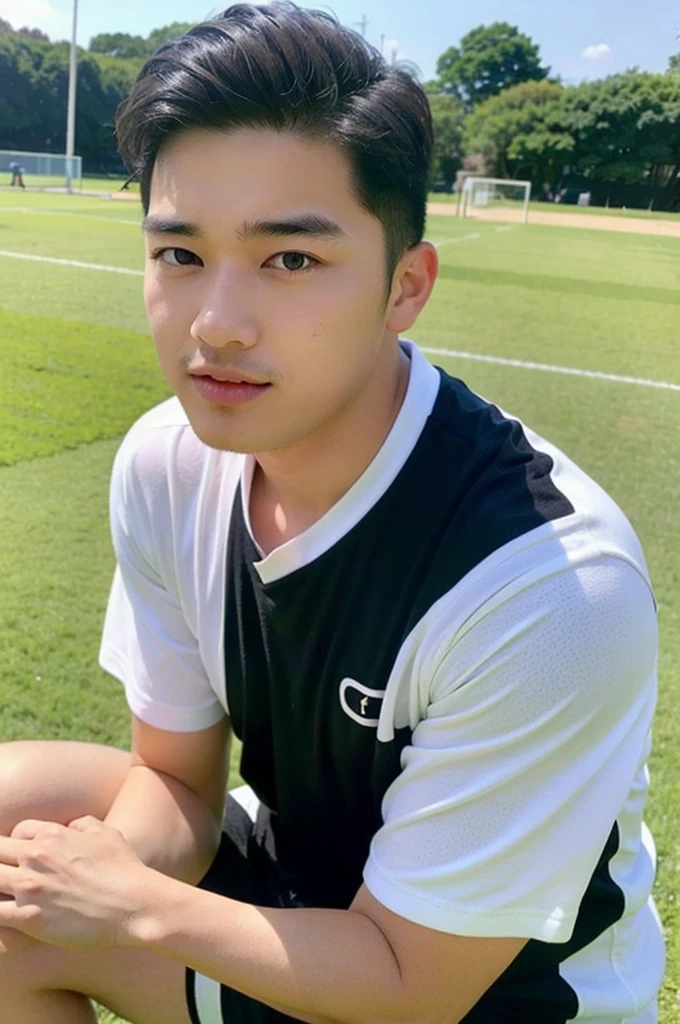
top-left (237, 215), bottom-right (347, 241)
top-left (141, 213), bottom-right (347, 241)
top-left (141, 216), bottom-right (203, 237)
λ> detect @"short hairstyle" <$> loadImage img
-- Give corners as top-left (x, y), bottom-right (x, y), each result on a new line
top-left (116, 1), bottom-right (433, 276)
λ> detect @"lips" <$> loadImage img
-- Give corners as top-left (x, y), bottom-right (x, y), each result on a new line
top-left (189, 372), bottom-right (271, 407)
top-left (189, 368), bottom-right (268, 386)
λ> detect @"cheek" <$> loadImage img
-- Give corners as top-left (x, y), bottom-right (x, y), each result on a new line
top-left (293, 264), bottom-right (385, 338)
top-left (143, 274), bottom-right (165, 324)
top-left (144, 276), bottom-right (187, 338)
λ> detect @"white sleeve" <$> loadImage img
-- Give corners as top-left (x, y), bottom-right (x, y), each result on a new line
top-left (364, 557), bottom-right (657, 943)
top-left (99, 439), bottom-right (225, 733)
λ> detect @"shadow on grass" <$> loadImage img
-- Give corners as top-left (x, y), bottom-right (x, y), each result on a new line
top-left (437, 263), bottom-right (680, 306)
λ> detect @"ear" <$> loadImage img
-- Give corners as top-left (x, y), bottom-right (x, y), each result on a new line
top-left (385, 242), bottom-right (438, 334)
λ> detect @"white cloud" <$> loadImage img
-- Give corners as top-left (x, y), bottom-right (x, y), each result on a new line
top-left (581, 43), bottom-right (612, 61)
top-left (0, 0), bottom-right (69, 37)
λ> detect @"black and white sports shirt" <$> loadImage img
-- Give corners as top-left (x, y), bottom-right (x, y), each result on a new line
top-left (100, 341), bottom-right (664, 1022)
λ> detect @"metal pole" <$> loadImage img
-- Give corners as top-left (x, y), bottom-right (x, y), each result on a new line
top-left (66, 0), bottom-right (79, 193)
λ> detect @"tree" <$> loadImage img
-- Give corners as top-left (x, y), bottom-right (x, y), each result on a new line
top-left (17, 27), bottom-right (50, 43)
top-left (668, 53), bottom-right (680, 72)
top-left (436, 22), bottom-right (549, 108)
top-left (89, 23), bottom-right (196, 60)
top-left (0, 34), bottom-right (49, 143)
top-left (463, 80), bottom-right (570, 191)
top-left (0, 32), bottom-right (134, 170)
top-left (146, 23), bottom-right (196, 52)
top-left (561, 72), bottom-right (680, 187)
top-left (0, 17), bottom-right (49, 42)
top-left (426, 90), bottom-right (465, 186)
top-left (89, 32), bottom-right (147, 59)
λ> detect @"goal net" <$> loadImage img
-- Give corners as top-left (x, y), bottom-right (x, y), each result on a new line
top-left (459, 177), bottom-right (532, 223)
top-left (1, 150), bottom-right (83, 191)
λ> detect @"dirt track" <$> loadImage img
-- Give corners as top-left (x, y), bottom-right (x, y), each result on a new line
top-left (427, 202), bottom-right (680, 238)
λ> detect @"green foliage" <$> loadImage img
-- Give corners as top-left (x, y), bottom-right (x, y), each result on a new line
top-left (461, 70), bottom-right (680, 199)
top-left (146, 22), bottom-right (196, 51)
top-left (89, 32), bottom-right (147, 59)
top-left (0, 17), bottom-right (49, 43)
top-left (426, 90), bottom-right (465, 186)
top-left (0, 33), bottom-right (135, 168)
top-left (561, 71), bottom-right (680, 186)
top-left (463, 79), bottom-right (569, 187)
top-left (89, 22), bottom-right (196, 60)
top-left (0, 17), bottom-right (205, 172)
top-left (436, 22), bottom-right (549, 108)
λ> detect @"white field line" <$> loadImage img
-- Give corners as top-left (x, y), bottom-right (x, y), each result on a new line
top-left (434, 233), bottom-right (481, 248)
top-left (419, 346), bottom-right (680, 393)
top-left (433, 225), bottom-right (515, 248)
top-left (1, 207), bottom-right (139, 226)
top-left (0, 250), bottom-right (143, 275)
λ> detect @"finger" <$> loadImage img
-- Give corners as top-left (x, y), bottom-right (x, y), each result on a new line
top-left (10, 819), bottom-right (61, 841)
top-left (0, 837), bottom-right (23, 866)
top-left (68, 815), bottom-right (104, 832)
top-left (0, 899), bottom-right (19, 925)
top-left (0, 863), bottom-right (21, 890)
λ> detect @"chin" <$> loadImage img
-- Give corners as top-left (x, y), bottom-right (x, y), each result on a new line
top-left (183, 407), bottom-right (286, 455)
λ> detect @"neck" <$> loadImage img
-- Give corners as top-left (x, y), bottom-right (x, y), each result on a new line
top-left (250, 339), bottom-right (410, 554)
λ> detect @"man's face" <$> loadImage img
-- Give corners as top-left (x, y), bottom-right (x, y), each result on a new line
top-left (143, 128), bottom-right (400, 454)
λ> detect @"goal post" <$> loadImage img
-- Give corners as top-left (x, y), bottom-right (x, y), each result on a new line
top-left (0, 150), bottom-right (83, 192)
top-left (460, 177), bottom-right (532, 224)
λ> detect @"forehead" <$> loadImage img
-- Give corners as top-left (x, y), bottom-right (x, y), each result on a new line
top-left (148, 128), bottom-right (370, 232)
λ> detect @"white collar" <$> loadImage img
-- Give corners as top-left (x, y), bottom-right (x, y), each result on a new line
top-left (240, 341), bottom-right (440, 584)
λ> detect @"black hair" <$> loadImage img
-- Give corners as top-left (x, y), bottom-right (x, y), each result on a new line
top-left (115, 2), bottom-right (432, 277)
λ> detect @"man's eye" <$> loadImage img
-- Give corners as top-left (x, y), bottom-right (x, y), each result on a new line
top-left (154, 248), bottom-right (199, 267)
top-left (268, 252), bottom-right (317, 273)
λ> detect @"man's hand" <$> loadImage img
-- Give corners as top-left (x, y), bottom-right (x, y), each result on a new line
top-left (0, 816), bottom-right (152, 949)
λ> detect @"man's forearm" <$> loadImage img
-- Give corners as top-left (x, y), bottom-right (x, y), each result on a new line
top-left (105, 765), bottom-right (222, 884)
top-left (126, 876), bottom-right (408, 1024)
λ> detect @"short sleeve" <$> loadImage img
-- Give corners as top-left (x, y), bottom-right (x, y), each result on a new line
top-left (99, 437), bottom-right (225, 733)
top-left (364, 557), bottom-right (657, 943)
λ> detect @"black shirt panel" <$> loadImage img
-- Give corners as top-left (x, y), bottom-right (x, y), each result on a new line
top-left (224, 368), bottom-right (575, 909)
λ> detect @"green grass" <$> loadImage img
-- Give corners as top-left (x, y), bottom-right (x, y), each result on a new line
top-left (0, 190), bottom-right (678, 1022)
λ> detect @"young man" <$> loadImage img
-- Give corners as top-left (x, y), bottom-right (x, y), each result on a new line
top-left (0, 4), bottom-right (665, 1022)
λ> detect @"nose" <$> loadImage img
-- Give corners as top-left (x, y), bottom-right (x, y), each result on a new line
top-left (190, 269), bottom-right (258, 350)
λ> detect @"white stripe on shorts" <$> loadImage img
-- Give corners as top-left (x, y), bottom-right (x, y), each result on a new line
top-left (190, 786), bottom-right (262, 1022)
top-left (194, 971), bottom-right (223, 1024)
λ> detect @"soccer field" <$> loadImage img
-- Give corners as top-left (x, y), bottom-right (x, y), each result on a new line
top-left (0, 189), bottom-right (678, 1022)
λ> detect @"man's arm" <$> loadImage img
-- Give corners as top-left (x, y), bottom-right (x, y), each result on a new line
top-left (126, 872), bottom-right (525, 1024)
top-left (104, 714), bottom-right (229, 884)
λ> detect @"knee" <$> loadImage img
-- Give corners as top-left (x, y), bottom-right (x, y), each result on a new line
top-left (0, 742), bottom-right (43, 834)
top-left (0, 741), bottom-right (129, 837)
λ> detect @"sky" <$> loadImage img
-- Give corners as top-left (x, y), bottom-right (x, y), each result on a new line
top-left (2, 0), bottom-right (679, 84)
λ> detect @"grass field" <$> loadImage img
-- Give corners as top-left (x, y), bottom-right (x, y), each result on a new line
top-left (0, 189), bottom-right (678, 1022)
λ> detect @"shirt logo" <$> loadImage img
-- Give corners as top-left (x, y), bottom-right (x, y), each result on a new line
top-left (339, 678), bottom-right (385, 727)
